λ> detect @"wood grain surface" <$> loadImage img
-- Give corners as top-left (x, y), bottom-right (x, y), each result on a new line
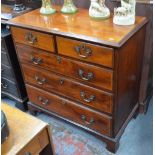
top-left (8, 6), bottom-right (147, 47)
top-left (1, 103), bottom-right (50, 155)
top-left (113, 27), bottom-right (146, 135)
top-left (11, 27), bottom-right (55, 52)
top-left (21, 64), bottom-right (113, 114)
top-left (57, 36), bottom-right (114, 68)
top-left (26, 84), bottom-right (112, 137)
top-left (16, 43), bottom-right (113, 91)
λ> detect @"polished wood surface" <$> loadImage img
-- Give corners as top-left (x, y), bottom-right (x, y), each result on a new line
top-left (26, 85), bottom-right (112, 137)
top-left (106, 0), bottom-right (153, 114)
top-left (114, 27), bottom-right (146, 135)
top-left (16, 44), bottom-right (113, 91)
top-left (11, 27), bottom-right (55, 52)
top-left (21, 64), bottom-right (113, 114)
top-left (1, 103), bottom-right (54, 155)
top-left (57, 36), bottom-right (114, 68)
top-left (9, 6), bottom-right (147, 47)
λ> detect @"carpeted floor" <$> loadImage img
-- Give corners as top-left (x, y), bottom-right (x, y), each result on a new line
top-left (2, 98), bottom-right (153, 155)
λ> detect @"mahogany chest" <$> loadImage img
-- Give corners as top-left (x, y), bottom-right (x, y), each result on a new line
top-left (8, 6), bottom-right (147, 153)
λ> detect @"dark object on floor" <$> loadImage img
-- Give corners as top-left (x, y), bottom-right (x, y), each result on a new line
top-left (1, 110), bottom-right (9, 144)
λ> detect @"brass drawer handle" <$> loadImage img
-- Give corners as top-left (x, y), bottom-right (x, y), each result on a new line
top-left (78, 69), bottom-right (94, 81)
top-left (1, 82), bottom-right (8, 89)
top-left (38, 96), bottom-right (49, 105)
top-left (80, 91), bottom-right (95, 103)
top-left (25, 32), bottom-right (37, 44)
top-left (30, 56), bottom-right (42, 65)
top-left (81, 115), bottom-right (94, 125)
top-left (75, 44), bottom-right (92, 58)
top-left (35, 75), bottom-right (46, 85)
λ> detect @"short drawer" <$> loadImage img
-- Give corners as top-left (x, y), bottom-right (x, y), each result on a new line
top-left (1, 51), bottom-right (10, 66)
top-left (2, 64), bottom-right (15, 82)
top-left (57, 37), bottom-right (114, 68)
top-left (16, 44), bottom-right (113, 91)
top-left (1, 78), bottom-right (19, 98)
top-left (26, 85), bottom-right (112, 137)
top-left (22, 64), bottom-right (113, 114)
top-left (18, 128), bottom-right (49, 155)
top-left (11, 27), bottom-right (55, 52)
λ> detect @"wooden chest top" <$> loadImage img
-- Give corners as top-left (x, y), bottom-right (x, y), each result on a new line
top-left (8, 6), bottom-right (147, 47)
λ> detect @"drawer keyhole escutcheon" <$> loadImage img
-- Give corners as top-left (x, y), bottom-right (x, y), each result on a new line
top-left (25, 32), bottom-right (37, 44)
top-left (38, 96), bottom-right (49, 105)
top-left (35, 75), bottom-right (46, 85)
top-left (59, 79), bottom-right (64, 85)
top-left (80, 91), bottom-right (95, 103)
top-left (78, 69), bottom-right (94, 81)
top-left (81, 115), bottom-right (94, 125)
top-left (56, 56), bottom-right (62, 64)
top-left (30, 56), bottom-right (43, 65)
top-left (74, 44), bottom-right (92, 58)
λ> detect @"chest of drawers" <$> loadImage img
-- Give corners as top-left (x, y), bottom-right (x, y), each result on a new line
top-left (8, 6), bottom-right (147, 153)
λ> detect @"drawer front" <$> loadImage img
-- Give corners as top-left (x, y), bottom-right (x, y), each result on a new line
top-left (18, 128), bottom-right (49, 155)
top-left (57, 37), bottom-right (114, 68)
top-left (22, 64), bottom-right (113, 114)
top-left (26, 85), bottom-right (112, 137)
top-left (1, 51), bottom-right (10, 66)
top-left (1, 64), bottom-right (15, 82)
top-left (1, 78), bottom-right (19, 98)
top-left (11, 27), bottom-right (55, 52)
top-left (16, 44), bottom-right (113, 91)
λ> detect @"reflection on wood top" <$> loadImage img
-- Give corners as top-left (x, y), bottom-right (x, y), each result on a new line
top-left (1, 103), bottom-right (48, 155)
top-left (8, 6), bottom-right (148, 47)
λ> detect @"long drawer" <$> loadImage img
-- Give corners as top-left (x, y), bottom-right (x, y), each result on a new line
top-left (26, 84), bottom-right (112, 137)
top-left (57, 36), bottom-right (114, 68)
top-left (1, 64), bottom-right (15, 82)
top-left (11, 27), bottom-right (55, 52)
top-left (22, 64), bottom-right (113, 114)
top-left (1, 78), bottom-right (19, 98)
top-left (16, 44), bottom-right (113, 91)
